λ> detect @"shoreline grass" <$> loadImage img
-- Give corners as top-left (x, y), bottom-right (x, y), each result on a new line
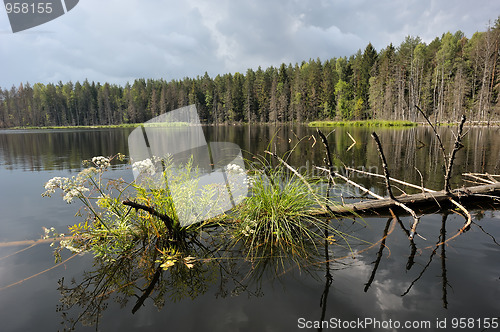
top-left (6, 123), bottom-right (142, 130)
top-left (5, 122), bottom-right (191, 130)
top-left (4, 120), bottom-right (500, 130)
top-left (308, 120), bottom-right (418, 127)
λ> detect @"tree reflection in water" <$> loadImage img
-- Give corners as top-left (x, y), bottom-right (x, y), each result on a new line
top-left (55, 228), bottom-right (331, 330)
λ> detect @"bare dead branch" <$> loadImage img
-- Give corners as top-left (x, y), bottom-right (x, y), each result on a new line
top-left (315, 166), bottom-right (384, 200)
top-left (415, 105), bottom-right (448, 164)
top-left (371, 132), bottom-right (421, 239)
top-left (444, 115), bottom-right (466, 193)
top-left (449, 198), bottom-right (472, 231)
top-left (371, 132), bottom-right (395, 200)
top-left (345, 167), bottom-right (436, 193)
top-left (463, 173), bottom-right (496, 184)
top-left (316, 129), bottom-right (334, 169)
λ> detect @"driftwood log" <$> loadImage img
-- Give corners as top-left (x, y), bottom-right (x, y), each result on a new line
top-left (322, 182), bottom-right (500, 217)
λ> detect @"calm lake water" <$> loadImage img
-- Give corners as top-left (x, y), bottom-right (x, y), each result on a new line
top-left (0, 125), bottom-right (499, 331)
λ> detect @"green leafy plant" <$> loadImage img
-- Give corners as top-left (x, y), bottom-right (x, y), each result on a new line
top-left (41, 154), bottom-right (222, 265)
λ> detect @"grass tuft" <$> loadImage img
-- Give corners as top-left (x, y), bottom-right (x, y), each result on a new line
top-left (231, 163), bottom-right (339, 267)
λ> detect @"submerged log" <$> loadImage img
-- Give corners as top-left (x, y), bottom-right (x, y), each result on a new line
top-left (325, 182), bottom-right (500, 217)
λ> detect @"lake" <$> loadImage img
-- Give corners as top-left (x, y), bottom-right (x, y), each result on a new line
top-left (0, 125), bottom-right (499, 331)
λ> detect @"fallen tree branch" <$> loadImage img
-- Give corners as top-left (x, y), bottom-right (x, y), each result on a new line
top-left (345, 167), bottom-right (436, 193)
top-left (463, 173), bottom-right (496, 184)
top-left (323, 182), bottom-right (500, 216)
top-left (449, 198), bottom-right (472, 232)
top-left (122, 200), bottom-right (174, 233)
top-left (316, 166), bottom-right (384, 200)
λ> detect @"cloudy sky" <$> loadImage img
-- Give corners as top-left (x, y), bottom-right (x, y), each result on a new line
top-left (0, 0), bottom-right (499, 89)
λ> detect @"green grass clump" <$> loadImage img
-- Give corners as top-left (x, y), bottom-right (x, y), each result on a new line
top-left (232, 166), bottom-right (334, 264)
top-left (309, 120), bottom-right (418, 127)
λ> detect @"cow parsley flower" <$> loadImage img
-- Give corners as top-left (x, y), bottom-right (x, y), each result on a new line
top-left (132, 158), bottom-right (156, 176)
top-left (42, 176), bottom-right (89, 203)
top-left (42, 177), bottom-right (69, 196)
top-left (225, 163), bottom-right (245, 174)
top-left (92, 156), bottom-right (110, 168)
top-left (63, 186), bottom-right (89, 203)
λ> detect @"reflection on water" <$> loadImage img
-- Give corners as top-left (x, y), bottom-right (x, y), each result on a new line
top-left (2, 125), bottom-right (499, 188)
top-left (0, 125), bottom-right (499, 331)
top-left (0, 128), bottom-right (133, 171)
top-left (50, 211), bottom-right (500, 331)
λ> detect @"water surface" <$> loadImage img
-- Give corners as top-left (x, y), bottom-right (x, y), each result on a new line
top-left (0, 125), bottom-right (499, 331)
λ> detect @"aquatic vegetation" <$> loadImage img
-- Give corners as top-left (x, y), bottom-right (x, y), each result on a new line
top-left (41, 151), bottom-right (356, 329)
top-left (231, 163), bottom-right (335, 265)
top-left (42, 151), bottom-right (346, 264)
top-left (42, 153), bottom-right (222, 265)
top-left (308, 120), bottom-right (418, 127)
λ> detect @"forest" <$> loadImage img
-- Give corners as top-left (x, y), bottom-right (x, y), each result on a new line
top-left (1, 18), bottom-right (499, 128)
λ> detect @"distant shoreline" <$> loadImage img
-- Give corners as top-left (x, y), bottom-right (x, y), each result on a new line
top-left (309, 120), bottom-right (500, 128)
top-left (2, 120), bottom-right (500, 130)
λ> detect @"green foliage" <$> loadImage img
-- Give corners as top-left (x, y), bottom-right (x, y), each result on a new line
top-left (42, 152), bottom-right (362, 329)
top-left (228, 160), bottom-right (349, 270)
top-left (41, 154), bottom-right (221, 265)
top-left (42, 151), bottom-right (352, 267)
top-left (309, 120), bottom-right (418, 127)
top-left (335, 79), bottom-right (354, 120)
top-left (2, 17), bottom-right (500, 128)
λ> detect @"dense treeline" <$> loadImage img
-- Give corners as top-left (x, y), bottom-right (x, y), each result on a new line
top-left (1, 19), bottom-right (499, 128)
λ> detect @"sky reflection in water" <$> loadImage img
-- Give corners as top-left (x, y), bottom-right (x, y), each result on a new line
top-left (0, 126), bottom-right (499, 331)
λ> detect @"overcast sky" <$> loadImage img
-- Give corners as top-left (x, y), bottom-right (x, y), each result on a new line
top-left (0, 0), bottom-right (499, 89)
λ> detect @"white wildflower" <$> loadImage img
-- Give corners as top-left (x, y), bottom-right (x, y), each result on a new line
top-left (132, 158), bottom-right (156, 176)
top-left (225, 163), bottom-right (245, 174)
top-left (62, 186), bottom-right (89, 203)
top-left (243, 176), bottom-right (255, 188)
top-left (92, 156), bottom-right (110, 168)
top-left (42, 177), bottom-right (69, 197)
top-left (77, 167), bottom-right (97, 181)
top-left (42, 227), bottom-right (52, 239)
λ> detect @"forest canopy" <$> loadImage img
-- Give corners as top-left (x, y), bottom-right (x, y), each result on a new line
top-left (1, 18), bottom-right (499, 128)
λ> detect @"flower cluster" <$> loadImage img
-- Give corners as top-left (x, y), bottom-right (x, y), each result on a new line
top-left (242, 176), bottom-right (255, 188)
top-left (43, 177), bottom-right (68, 195)
top-left (92, 156), bottom-right (110, 168)
top-left (225, 163), bottom-right (245, 174)
top-left (132, 158), bottom-right (156, 176)
top-left (42, 226), bottom-right (56, 239)
top-left (42, 173), bottom-right (90, 203)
